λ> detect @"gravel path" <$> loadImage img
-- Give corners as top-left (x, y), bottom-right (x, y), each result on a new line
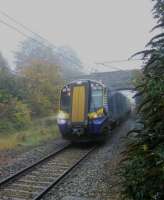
top-left (42, 117), bottom-right (135, 200)
top-left (0, 138), bottom-right (69, 181)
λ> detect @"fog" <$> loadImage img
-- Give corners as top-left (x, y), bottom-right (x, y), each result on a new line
top-left (0, 0), bottom-right (155, 71)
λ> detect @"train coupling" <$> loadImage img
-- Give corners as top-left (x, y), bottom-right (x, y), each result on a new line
top-left (72, 127), bottom-right (84, 136)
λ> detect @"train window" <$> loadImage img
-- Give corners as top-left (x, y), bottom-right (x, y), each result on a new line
top-left (60, 88), bottom-right (71, 113)
top-left (90, 85), bottom-right (103, 112)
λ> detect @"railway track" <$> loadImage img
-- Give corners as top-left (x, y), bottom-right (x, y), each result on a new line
top-left (0, 143), bottom-right (96, 200)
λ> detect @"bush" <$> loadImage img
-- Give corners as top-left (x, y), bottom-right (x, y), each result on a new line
top-left (9, 100), bottom-right (32, 129)
top-left (0, 120), bottom-right (15, 133)
top-left (119, 1), bottom-right (164, 199)
top-left (28, 94), bottom-right (52, 117)
top-left (120, 133), bottom-right (164, 200)
top-left (0, 99), bottom-right (31, 133)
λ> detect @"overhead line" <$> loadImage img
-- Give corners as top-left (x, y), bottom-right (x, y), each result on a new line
top-left (0, 9), bottom-right (55, 47)
top-left (0, 13), bottom-right (81, 67)
top-left (0, 18), bottom-right (53, 49)
top-left (0, 18), bottom-right (32, 39)
top-left (0, 9), bottom-right (144, 67)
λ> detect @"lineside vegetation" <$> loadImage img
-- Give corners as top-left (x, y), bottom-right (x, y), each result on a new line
top-left (0, 40), bottom-right (63, 148)
top-left (120, 0), bottom-right (164, 199)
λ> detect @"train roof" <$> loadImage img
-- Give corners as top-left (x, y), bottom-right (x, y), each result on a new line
top-left (66, 79), bottom-right (106, 87)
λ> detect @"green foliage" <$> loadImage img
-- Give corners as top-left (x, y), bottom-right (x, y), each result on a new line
top-left (8, 100), bottom-right (31, 129)
top-left (0, 52), bottom-right (8, 69)
top-left (0, 116), bottom-right (59, 150)
top-left (120, 1), bottom-right (164, 199)
top-left (0, 120), bottom-right (14, 133)
top-left (0, 97), bottom-right (32, 132)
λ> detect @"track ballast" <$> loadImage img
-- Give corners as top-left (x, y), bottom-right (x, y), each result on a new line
top-left (0, 143), bottom-right (95, 200)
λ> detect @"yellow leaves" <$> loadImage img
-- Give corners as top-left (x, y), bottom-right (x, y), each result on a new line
top-left (18, 60), bottom-right (63, 116)
top-left (20, 60), bottom-right (61, 83)
top-left (143, 144), bottom-right (148, 151)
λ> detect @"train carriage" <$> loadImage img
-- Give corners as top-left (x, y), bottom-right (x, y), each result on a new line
top-left (57, 79), bottom-right (130, 142)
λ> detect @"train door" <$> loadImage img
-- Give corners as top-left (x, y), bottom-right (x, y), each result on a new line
top-left (70, 82), bottom-right (89, 125)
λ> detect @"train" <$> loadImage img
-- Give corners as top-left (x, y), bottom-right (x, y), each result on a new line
top-left (57, 79), bottom-right (131, 142)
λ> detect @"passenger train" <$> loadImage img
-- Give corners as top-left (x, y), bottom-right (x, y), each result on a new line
top-left (57, 79), bottom-right (131, 142)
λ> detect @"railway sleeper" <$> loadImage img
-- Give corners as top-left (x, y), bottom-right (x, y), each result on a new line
top-left (20, 175), bottom-right (54, 182)
top-left (6, 183), bottom-right (45, 190)
top-left (15, 179), bottom-right (51, 187)
top-left (0, 188), bottom-right (38, 199)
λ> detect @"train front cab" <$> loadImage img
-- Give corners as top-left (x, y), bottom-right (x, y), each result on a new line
top-left (57, 80), bottom-right (110, 142)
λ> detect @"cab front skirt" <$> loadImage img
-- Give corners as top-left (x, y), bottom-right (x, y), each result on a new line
top-left (58, 117), bottom-right (109, 142)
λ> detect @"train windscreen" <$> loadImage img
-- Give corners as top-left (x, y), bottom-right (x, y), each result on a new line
top-left (60, 87), bottom-right (71, 113)
top-left (90, 85), bottom-right (103, 112)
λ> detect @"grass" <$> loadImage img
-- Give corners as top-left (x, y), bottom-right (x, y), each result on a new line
top-left (0, 116), bottom-right (60, 150)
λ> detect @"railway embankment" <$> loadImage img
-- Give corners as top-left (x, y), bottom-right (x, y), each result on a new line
top-left (0, 116), bottom-right (135, 200)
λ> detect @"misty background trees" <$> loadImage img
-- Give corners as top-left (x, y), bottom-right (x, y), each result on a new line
top-left (15, 38), bottom-right (84, 78)
top-left (0, 38), bottom-right (84, 132)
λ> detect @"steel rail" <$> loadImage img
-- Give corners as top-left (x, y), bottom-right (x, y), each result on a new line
top-left (0, 142), bottom-right (71, 187)
top-left (33, 146), bottom-right (96, 200)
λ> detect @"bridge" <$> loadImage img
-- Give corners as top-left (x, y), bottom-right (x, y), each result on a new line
top-left (69, 69), bottom-right (137, 91)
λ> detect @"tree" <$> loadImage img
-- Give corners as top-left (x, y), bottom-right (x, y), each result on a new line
top-left (0, 52), bottom-right (11, 118)
top-left (0, 52), bottom-right (8, 70)
top-left (15, 38), bottom-right (59, 69)
top-left (0, 53), bottom-right (25, 101)
top-left (14, 38), bottom-right (84, 78)
top-left (0, 52), bottom-right (32, 132)
top-left (19, 60), bottom-right (62, 116)
top-left (14, 38), bottom-right (65, 116)
top-left (56, 46), bottom-right (84, 78)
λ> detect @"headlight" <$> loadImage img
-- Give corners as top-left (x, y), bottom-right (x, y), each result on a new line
top-left (57, 119), bottom-right (67, 124)
top-left (57, 111), bottom-right (69, 120)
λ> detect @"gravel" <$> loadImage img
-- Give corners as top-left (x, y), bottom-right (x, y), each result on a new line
top-left (42, 117), bottom-right (135, 200)
top-left (0, 138), bottom-right (69, 181)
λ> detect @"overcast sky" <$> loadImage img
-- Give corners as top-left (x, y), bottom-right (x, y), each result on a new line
top-left (0, 0), bottom-right (155, 72)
